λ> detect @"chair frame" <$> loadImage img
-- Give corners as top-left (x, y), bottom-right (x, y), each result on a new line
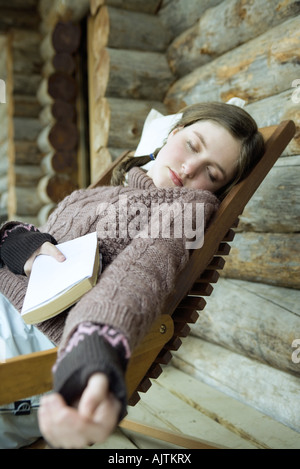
top-left (0, 120), bottom-right (296, 449)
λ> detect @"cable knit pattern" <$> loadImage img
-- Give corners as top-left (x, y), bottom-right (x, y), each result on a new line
top-left (0, 168), bottom-right (219, 350)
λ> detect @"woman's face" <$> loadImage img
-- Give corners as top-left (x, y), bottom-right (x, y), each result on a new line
top-left (147, 120), bottom-right (241, 193)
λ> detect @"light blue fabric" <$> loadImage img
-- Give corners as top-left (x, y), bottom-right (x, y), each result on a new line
top-left (0, 293), bottom-right (55, 449)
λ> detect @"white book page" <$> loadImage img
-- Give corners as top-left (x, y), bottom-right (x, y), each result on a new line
top-left (21, 232), bottom-right (98, 314)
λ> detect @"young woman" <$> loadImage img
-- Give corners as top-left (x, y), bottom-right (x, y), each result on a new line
top-left (0, 102), bottom-right (264, 448)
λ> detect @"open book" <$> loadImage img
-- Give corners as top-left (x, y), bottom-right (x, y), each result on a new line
top-left (21, 232), bottom-right (100, 325)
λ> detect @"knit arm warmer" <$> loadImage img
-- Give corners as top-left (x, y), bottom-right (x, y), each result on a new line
top-left (0, 221), bottom-right (57, 275)
top-left (53, 323), bottom-right (129, 423)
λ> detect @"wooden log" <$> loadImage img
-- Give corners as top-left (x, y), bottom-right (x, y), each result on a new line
top-left (245, 90), bottom-right (300, 156)
top-left (0, 144), bottom-right (8, 174)
top-left (52, 21), bottom-right (81, 54)
top-left (37, 122), bottom-right (79, 153)
top-left (164, 17), bottom-right (300, 111)
top-left (37, 77), bottom-right (53, 107)
top-left (0, 0), bottom-right (38, 8)
top-left (52, 100), bottom-right (76, 122)
top-left (37, 174), bottom-right (78, 204)
top-left (37, 124), bottom-right (52, 153)
top-left (167, 0), bottom-right (300, 77)
top-left (48, 72), bottom-right (77, 102)
top-left (11, 29), bottom-right (42, 75)
top-left (52, 52), bottom-right (76, 75)
top-left (41, 150), bottom-right (78, 174)
top-left (0, 176), bottom-right (7, 194)
top-left (38, 203), bottom-right (57, 226)
top-left (13, 73), bottom-right (41, 97)
top-left (11, 145), bottom-right (38, 170)
top-left (222, 232), bottom-right (300, 289)
top-left (90, 146), bottom-right (113, 185)
top-left (14, 165), bottom-right (43, 187)
top-left (0, 8), bottom-right (39, 32)
top-left (108, 147), bottom-right (130, 161)
top-left (13, 95), bottom-right (41, 118)
top-left (91, 0), bottom-right (162, 15)
top-left (94, 48), bottom-right (173, 101)
top-left (39, 105), bottom-right (53, 126)
top-left (89, 96), bottom-right (166, 171)
top-left (172, 336), bottom-right (300, 433)
top-left (158, 0), bottom-right (223, 38)
top-left (14, 186), bottom-right (43, 216)
top-left (191, 278), bottom-right (300, 377)
top-left (238, 155), bottom-right (300, 233)
top-left (48, 121), bottom-right (79, 151)
top-left (13, 117), bottom-right (42, 142)
top-left (39, 102), bottom-right (76, 126)
top-left (93, 6), bottom-right (171, 54)
top-left (39, 0), bottom-right (89, 36)
top-left (107, 97), bottom-right (167, 149)
top-left (40, 32), bottom-right (56, 62)
top-left (53, 0), bottom-right (90, 22)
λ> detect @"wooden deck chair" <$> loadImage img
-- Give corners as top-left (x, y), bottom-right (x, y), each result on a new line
top-left (0, 120), bottom-right (296, 449)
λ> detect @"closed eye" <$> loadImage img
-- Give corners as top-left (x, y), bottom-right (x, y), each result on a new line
top-left (207, 167), bottom-right (217, 183)
top-left (187, 140), bottom-right (198, 153)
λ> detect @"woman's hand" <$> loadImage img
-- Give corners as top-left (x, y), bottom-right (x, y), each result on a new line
top-left (38, 373), bottom-right (121, 449)
top-left (24, 241), bottom-right (66, 276)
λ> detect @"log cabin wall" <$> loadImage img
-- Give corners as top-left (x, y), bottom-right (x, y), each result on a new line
top-left (87, 0), bottom-right (171, 183)
top-left (36, 0), bottom-right (91, 225)
top-left (0, 0), bottom-right (43, 225)
top-left (158, 0), bottom-right (300, 431)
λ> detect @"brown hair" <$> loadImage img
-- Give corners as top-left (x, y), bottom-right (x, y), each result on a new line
top-left (111, 102), bottom-right (265, 198)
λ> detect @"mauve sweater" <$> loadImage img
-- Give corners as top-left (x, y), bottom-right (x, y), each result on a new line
top-left (0, 168), bottom-right (219, 413)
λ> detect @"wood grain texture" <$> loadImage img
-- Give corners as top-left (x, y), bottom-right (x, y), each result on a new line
top-left (164, 17), bottom-right (300, 111)
top-left (167, 0), bottom-right (300, 76)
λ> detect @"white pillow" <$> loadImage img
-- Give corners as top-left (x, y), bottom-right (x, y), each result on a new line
top-left (134, 109), bottom-right (183, 171)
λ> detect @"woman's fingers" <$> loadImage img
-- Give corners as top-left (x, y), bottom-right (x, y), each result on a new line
top-left (38, 377), bottom-right (122, 449)
top-left (24, 241), bottom-right (65, 276)
top-left (39, 393), bottom-right (92, 448)
top-left (78, 373), bottom-right (109, 419)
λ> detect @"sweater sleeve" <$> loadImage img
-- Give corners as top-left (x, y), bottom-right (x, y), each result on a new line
top-left (0, 221), bottom-right (57, 275)
top-left (59, 187), bottom-right (219, 352)
top-left (52, 323), bottom-right (129, 423)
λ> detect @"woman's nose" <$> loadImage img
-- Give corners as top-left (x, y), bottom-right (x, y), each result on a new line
top-left (182, 158), bottom-right (200, 177)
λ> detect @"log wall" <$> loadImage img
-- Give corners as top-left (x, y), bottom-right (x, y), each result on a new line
top-left (87, 2), bottom-right (171, 184)
top-left (0, 1), bottom-right (44, 225)
top-left (158, 0), bottom-right (300, 431)
top-left (36, 1), bottom-right (92, 224)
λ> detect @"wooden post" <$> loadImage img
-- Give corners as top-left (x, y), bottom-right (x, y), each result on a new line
top-left (93, 5), bottom-right (171, 53)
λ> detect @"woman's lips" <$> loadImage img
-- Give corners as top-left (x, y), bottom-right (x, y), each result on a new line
top-left (169, 168), bottom-right (183, 187)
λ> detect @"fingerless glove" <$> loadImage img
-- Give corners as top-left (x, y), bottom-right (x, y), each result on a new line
top-left (0, 221), bottom-right (57, 275)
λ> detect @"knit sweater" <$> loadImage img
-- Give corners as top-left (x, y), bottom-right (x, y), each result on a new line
top-left (0, 168), bottom-right (219, 415)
